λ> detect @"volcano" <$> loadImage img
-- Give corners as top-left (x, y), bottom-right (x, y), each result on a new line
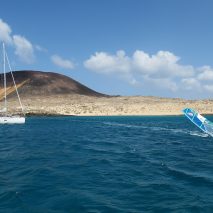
top-left (0, 70), bottom-right (107, 98)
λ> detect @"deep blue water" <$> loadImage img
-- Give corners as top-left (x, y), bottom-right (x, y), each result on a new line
top-left (0, 116), bottom-right (213, 213)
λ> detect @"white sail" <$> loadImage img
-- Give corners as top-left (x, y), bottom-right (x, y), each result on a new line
top-left (0, 42), bottom-right (25, 124)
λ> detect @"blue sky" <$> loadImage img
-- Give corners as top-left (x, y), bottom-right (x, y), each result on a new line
top-left (0, 0), bottom-right (213, 99)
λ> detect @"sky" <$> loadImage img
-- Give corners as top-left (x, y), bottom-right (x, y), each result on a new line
top-left (0, 0), bottom-right (213, 99)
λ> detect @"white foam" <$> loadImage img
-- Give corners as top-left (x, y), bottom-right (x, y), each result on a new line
top-left (103, 121), bottom-right (210, 138)
top-left (189, 131), bottom-right (209, 138)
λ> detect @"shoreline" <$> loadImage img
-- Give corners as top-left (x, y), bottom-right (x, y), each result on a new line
top-left (6, 95), bottom-right (213, 117)
top-left (26, 113), bottom-right (213, 117)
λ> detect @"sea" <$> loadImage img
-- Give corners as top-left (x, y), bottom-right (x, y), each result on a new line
top-left (0, 116), bottom-right (213, 213)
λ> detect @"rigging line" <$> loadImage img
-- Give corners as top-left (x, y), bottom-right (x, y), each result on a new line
top-left (0, 44), bottom-right (4, 108)
top-left (3, 43), bottom-right (7, 113)
top-left (5, 48), bottom-right (25, 115)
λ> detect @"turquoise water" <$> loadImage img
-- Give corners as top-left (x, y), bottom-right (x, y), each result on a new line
top-left (0, 116), bottom-right (213, 212)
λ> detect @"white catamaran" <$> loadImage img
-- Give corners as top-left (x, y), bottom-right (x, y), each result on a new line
top-left (0, 43), bottom-right (25, 124)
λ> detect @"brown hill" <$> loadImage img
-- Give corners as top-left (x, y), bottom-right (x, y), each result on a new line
top-left (0, 70), bottom-right (107, 98)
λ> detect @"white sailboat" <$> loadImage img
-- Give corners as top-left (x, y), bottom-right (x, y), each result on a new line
top-left (0, 43), bottom-right (25, 124)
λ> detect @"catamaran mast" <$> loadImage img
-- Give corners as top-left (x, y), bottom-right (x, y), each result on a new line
top-left (3, 43), bottom-right (7, 113)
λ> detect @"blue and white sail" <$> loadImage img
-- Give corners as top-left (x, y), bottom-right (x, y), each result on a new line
top-left (182, 108), bottom-right (213, 136)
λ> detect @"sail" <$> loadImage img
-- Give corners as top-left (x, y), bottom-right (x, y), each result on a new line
top-left (182, 108), bottom-right (213, 136)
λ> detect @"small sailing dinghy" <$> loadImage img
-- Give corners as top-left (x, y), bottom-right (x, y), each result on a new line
top-left (0, 43), bottom-right (25, 124)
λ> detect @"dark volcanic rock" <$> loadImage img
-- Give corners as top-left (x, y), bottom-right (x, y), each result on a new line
top-left (0, 70), bottom-right (107, 97)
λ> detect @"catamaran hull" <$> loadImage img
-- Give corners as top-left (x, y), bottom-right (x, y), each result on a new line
top-left (0, 117), bottom-right (25, 124)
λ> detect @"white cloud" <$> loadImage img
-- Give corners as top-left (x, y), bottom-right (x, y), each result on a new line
top-left (0, 19), bottom-right (37, 64)
top-left (84, 49), bottom-right (213, 96)
top-left (133, 50), bottom-right (178, 73)
top-left (181, 78), bottom-right (201, 90)
top-left (13, 35), bottom-right (35, 64)
top-left (35, 44), bottom-right (47, 52)
top-left (84, 50), bottom-right (140, 85)
top-left (84, 50), bottom-right (195, 88)
top-left (85, 50), bottom-right (194, 79)
top-left (51, 54), bottom-right (74, 69)
top-left (203, 85), bottom-right (213, 92)
top-left (84, 50), bottom-right (130, 74)
top-left (132, 50), bottom-right (194, 78)
top-left (0, 19), bottom-right (12, 44)
top-left (197, 66), bottom-right (213, 81)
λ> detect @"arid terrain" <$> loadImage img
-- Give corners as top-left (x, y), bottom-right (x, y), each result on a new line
top-left (1, 70), bottom-right (213, 116)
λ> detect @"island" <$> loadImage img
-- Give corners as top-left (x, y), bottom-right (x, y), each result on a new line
top-left (1, 70), bottom-right (213, 116)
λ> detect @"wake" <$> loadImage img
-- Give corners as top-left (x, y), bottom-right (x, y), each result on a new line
top-left (103, 122), bottom-right (209, 138)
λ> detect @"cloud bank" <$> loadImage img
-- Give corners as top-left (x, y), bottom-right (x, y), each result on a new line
top-left (84, 50), bottom-right (213, 95)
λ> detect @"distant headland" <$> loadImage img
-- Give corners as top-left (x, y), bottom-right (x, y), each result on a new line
top-left (1, 70), bottom-right (213, 116)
